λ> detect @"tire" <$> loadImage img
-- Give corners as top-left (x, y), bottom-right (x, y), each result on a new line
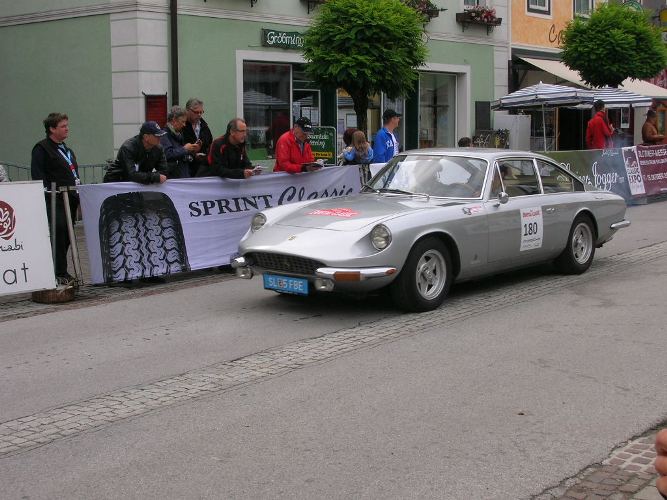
top-left (555, 214), bottom-right (596, 275)
top-left (99, 192), bottom-right (190, 283)
top-left (390, 237), bottom-right (452, 312)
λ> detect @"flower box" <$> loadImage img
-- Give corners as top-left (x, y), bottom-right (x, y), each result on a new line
top-left (455, 11), bottom-right (502, 33)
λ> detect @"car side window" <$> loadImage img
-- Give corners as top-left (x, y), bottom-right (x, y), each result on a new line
top-left (498, 159), bottom-right (540, 196)
top-left (537, 160), bottom-right (584, 192)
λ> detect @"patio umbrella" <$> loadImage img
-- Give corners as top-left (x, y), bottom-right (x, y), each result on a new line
top-left (492, 82), bottom-right (594, 150)
top-left (575, 87), bottom-right (652, 108)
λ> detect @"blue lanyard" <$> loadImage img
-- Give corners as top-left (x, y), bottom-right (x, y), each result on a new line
top-left (57, 144), bottom-right (79, 181)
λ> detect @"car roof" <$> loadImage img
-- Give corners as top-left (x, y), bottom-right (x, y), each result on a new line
top-left (401, 148), bottom-right (552, 161)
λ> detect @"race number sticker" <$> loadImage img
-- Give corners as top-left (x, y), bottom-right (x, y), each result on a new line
top-left (520, 207), bottom-right (543, 251)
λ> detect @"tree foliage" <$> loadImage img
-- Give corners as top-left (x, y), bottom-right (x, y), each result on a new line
top-left (302, 0), bottom-right (427, 133)
top-left (561, 2), bottom-right (667, 88)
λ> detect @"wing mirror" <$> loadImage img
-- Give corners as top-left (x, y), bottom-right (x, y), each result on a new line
top-left (497, 191), bottom-right (509, 205)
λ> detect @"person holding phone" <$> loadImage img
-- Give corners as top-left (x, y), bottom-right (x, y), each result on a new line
top-left (197, 118), bottom-right (257, 179)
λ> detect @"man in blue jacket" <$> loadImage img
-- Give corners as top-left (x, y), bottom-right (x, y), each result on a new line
top-left (372, 109), bottom-right (401, 163)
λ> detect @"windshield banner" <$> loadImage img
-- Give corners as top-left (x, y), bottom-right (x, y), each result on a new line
top-left (78, 167), bottom-right (361, 284)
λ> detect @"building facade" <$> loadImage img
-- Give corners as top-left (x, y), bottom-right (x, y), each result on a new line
top-left (0, 0), bottom-right (509, 170)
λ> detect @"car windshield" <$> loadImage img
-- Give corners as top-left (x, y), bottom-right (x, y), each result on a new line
top-left (366, 155), bottom-right (488, 198)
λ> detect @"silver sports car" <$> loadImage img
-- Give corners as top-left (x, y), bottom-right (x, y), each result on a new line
top-left (232, 149), bottom-right (630, 312)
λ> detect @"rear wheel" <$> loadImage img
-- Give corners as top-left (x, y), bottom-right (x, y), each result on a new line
top-left (390, 237), bottom-right (452, 312)
top-left (555, 215), bottom-right (596, 274)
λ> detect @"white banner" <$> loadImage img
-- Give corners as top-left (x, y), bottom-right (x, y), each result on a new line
top-left (78, 167), bottom-right (361, 284)
top-left (0, 182), bottom-right (56, 295)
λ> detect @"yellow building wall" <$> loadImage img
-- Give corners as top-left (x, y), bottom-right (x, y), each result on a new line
top-left (511, 0), bottom-right (604, 49)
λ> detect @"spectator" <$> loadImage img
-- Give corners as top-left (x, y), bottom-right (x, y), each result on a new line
top-left (343, 130), bottom-right (374, 165)
top-left (586, 100), bottom-right (614, 149)
top-left (337, 127), bottom-right (357, 165)
top-left (31, 112), bottom-right (80, 283)
top-left (182, 98), bottom-right (212, 176)
top-left (657, 429), bottom-right (667, 498)
top-left (641, 109), bottom-right (664, 145)
top-left (103, 121), bottom-right (168, 184)
top-left (373, 109), bottom-right (401, 163)
top-left (0, 164), bottom-right (9, 182)
top-left (198, 118), bottom-right (256, 179)
top-left (458, 136), bottom-right (472, 147)
top-left (161, 106), bottom-right (201, 179)
top-left (274, 117), bottom-right (320, 174)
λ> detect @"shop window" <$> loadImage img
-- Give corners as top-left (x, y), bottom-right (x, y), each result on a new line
top-left (464, 0), bottom-right (485, 6)
top-left (243, 62), bottom-right (291, 161)
top-left (573, 0), bottom-right (592, 16)
top-left (528, 0), bottom-right (550, 15)
top-left (419, 72), bottom-right (457, 148)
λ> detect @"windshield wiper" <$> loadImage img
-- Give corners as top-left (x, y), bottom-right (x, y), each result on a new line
top-left (378, 188), bottom-right (414, 195)
top-left (361, 183), bottom-right (380, 193)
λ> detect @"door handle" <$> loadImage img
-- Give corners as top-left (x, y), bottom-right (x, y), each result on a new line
top-left (545, 207), bottom-right (556, 213)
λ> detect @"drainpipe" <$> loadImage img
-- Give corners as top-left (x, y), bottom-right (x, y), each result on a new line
top-left (170, 0), bottom-right (179, 105)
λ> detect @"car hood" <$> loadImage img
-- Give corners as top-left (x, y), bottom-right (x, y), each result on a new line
top-left (273, 194), bottom-right (465, 231)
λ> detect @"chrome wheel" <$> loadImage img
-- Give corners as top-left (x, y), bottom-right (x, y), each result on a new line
top-left (571, 221), bottom-right (593, 265)
top-left (414, 249), bottom-right (447, 300)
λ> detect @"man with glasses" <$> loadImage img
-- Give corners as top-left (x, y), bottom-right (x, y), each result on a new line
top-left (161, 106), bottom-right (201, 178)
top-left (198, 118), bottom-right (257, 179)
top-left (183, 97), bottom-right (212, 176)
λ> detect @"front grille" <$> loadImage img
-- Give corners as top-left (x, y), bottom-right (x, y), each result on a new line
top-left (248, 252), bottom-right (324, 275)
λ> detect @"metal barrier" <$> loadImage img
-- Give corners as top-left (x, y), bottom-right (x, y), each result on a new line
top-left (0, 161), bottom-right (109, 184)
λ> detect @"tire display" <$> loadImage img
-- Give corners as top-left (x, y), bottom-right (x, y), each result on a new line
top-left (98, 192), bottom-right (190, 283)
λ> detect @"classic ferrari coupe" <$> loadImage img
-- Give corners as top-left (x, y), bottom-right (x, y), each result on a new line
top-left (232, 149), bottom-right (630, 312)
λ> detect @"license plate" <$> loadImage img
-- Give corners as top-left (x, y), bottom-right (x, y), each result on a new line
top-left (263, 274), bottom-right (309, 295)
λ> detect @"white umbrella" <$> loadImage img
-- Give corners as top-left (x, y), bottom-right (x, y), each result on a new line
top-left (573, 86), bottom-right (652, 109)
top-left (492, 82), bottom-right (594, 150)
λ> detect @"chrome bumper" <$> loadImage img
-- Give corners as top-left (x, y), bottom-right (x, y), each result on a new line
top-left (610, 220), bottom-right (631, 230)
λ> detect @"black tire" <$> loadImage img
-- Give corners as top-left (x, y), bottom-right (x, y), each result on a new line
top-left (390, 237), bottom-right (452, 312)
top-left (99, 192), bottom-right (190, 283)
top-left (555, 214), bottom-right (596, 275)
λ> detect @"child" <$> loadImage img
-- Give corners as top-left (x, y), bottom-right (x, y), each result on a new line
top-left (343, 130), bottom-right (374, 165)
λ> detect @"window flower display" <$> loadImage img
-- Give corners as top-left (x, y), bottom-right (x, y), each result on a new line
top-left (402, 0), bottom-right (446, 21)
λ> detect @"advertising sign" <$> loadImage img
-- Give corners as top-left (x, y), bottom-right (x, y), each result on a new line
top-left (0, 182), bottom-right (56, 296)
top-left (260, 29), bottom-right (304, 50)
top-left (309, 126), bottom-right (337, 163)
top-left (78, 167), bottom-right (360, 284)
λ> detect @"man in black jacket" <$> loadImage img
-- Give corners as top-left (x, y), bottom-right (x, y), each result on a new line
top-left (31, 112), bottom-right (80, 283)
top-left (182, 98), bottom-right (213, 177)
top-left (103, 121), bottom-right (168, 184)
top-left (197, 118), bottom-right (256, 179)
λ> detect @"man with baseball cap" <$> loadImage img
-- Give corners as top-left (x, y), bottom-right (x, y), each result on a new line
top-left (104, 121), bottom-right (168, 184)
top-left (273, 116), bottom-right (321, 173)
top-left (373, 109), bottom-right (401, 163)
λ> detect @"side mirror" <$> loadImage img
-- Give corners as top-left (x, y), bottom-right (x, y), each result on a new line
top-left (497, 191), bottom-right (509, 205)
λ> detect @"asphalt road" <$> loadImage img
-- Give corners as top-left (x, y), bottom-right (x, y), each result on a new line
top-left (0, 201), bottom-right (665, 499)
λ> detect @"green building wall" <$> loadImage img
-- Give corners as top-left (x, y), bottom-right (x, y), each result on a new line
top-left (0, 15), bottom-right (113, 170)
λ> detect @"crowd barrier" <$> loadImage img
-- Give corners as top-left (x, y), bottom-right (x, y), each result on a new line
top-left (3, 147), bottom-right (667, 292)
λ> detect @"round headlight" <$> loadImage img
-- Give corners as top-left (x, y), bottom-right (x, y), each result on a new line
top-left (251, 213), bottom-right (267, 232)
top-left (370, 224), bottom-right (392, 250)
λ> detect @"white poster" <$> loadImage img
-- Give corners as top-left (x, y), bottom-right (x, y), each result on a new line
top-left (621, 146), bottom-right (646, 196)
top-left (78, 167), bottom-right (361, 284)
top-left (520, 206), bottom-right (544, 251)
top-left (0, 182), bottom-right (56, 295)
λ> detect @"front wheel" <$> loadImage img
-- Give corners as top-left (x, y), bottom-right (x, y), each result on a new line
top-left (390, 237), bottom-right (452, 312)
top-left (555, 215), bottom-right (596, 274)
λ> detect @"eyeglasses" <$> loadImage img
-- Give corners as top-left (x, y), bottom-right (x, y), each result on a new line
top-left (189, 109), bottom-right (204, 115)
top-left (234, 128), bottom-right (248, 133)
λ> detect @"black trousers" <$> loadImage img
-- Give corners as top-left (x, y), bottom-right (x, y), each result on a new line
top-left (44, 194), bottom-right (79, 277)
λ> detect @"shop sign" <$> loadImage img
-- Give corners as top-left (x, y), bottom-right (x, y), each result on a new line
top-left (261, 29), bottom-right (305, 50)
top-left (309, 126), bottom-right (337, 163)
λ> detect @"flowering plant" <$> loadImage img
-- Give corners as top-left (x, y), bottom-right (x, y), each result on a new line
top-left (402, 0), bottom-right (446, 20)
top-left (465, 5), bottom-right (498, 23)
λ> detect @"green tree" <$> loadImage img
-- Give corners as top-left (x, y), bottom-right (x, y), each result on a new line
top-left (302, 0), bottom-right (428, 134)
top-left (561, 2), bottom-right (667, 88)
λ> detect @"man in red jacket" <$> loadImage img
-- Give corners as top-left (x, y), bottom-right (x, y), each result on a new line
top-left (274, 117), bottom-right (321, 174)
top-left (585, 100), bottom-right (614, 149)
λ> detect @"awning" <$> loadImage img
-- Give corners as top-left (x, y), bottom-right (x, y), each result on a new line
top-left (520, 56), bottom-right (667, 99)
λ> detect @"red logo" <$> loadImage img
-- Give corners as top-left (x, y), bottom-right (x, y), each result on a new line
top-left (307, 208), bottom-right (359, 218)
top-left (0, 200), bottom-right (16, 240)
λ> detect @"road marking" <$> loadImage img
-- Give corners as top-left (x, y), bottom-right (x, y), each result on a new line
top-left (1, 242), bottom-right (666, 457)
